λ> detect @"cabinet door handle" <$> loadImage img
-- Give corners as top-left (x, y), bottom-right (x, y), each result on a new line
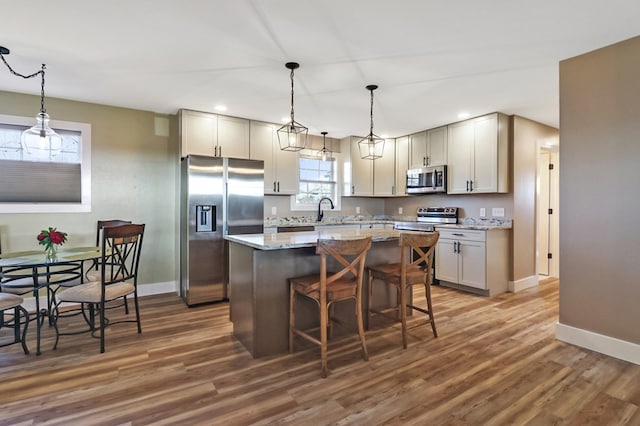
top-left (426, 155), bottom-right (430, 166)
top-left (423, 156), bottom-right (426, 166)
top-left (466, 180), bottom-right (470, 191)
top-left (273, 181), bottom-right (276, 192)
top-left (470, 180), bottom-right (473, 191)
top-left (352, 185), bottom-right (355, 195)
top-left (392, 185), bottom-right (395, 195)
top-left (453, 241), bottom-right (457, 253)
top-left (277, 181), bottom-right (280, 192)
top-left (457, 241), bottom-right (461, 253)
top-left (452, 233), bottom-right (464, 237)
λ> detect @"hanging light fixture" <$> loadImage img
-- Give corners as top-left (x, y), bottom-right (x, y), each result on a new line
top-left (358, 84), bottom-right (385, 160)
top-left (0, 45), bottom-right (62, 161)
top-left (317, 131), bottom-right (333, 162)
top-left (277, 62), bottom-right (308, 151)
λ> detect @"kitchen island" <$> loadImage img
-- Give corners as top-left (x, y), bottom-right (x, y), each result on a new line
top-left (226, 228), bottom-right (408, 358)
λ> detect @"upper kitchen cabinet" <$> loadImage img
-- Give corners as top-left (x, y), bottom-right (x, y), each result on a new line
top-left (346, 136), bottom-right (373, 196)
top-left (250, 121), bottom-right (298, 195)
top-left (373, 138), bottom-right (396, 196)
top-left (179, 109), bottom-right (250, 158)
top-left (179, 109), bottom-right (217, 157)
top-left (343, 137), bottom-right (397, 197)
top-left (395, 136), bottom-right (409, 195)
top-left (408, 126), bottom-right (447, 169)
top-left (447, 113), bottom-right (509, 194)
top-left (217, 115), bottom-right (250, 158)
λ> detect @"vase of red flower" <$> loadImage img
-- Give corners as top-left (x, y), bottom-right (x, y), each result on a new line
top-left (37, 227), bottom-right (68, 262)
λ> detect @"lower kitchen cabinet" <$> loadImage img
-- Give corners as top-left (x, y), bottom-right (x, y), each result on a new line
top-left (435, 227), bottom-right (509, 296)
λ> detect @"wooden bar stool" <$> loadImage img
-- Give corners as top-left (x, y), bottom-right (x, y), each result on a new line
top-left (289, 237), bottom-right (372, 378)
top-left (367, 232), bottom-right (439, 349)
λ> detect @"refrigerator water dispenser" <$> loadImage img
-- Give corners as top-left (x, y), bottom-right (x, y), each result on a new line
top-left (196, 205), bottom-right (215, 232)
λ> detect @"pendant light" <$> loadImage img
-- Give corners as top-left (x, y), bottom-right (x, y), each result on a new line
top-left (277, 62), bottom-right (308, 151)
top-left (358, 84), bottom-right (385, 160)
top-left (317, 131), bottom-right (333, 162)
top-left (0, 45), bottom-right (63, 161)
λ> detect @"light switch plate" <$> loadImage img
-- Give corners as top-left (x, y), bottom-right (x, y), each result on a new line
top-left (492, 207), bottom-right (505, 217)
top-left (398, 207), bottom-right (403, 214)
top-left (355, 206), bottom-right (361, 214)
top-left (480, 208), bottom-right (486, 217)
top-left (271, 206), bottom-right (277, 215)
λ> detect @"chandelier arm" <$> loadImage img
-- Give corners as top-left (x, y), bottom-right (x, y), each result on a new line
top-left (0, 53), bottom-right (43, 80)
top-left (369, 88), bottom-right (375, 138)
top-left (0, 52), bottom-right (47, 114)
top-left (290, 67), bottom-right (295, 121)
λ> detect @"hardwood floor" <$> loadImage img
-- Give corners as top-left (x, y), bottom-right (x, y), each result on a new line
top-left (1, 278), bottom-right (639, 425)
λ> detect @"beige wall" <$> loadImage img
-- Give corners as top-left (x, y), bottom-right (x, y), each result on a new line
top-left (559, 36), bottom-right (640, 344)
top-left (265, 195), bottom-right (385, 219)
top-left (512, 116), bottom-right (558, 280)
top-left (0, 90), bottom-right (179, 288)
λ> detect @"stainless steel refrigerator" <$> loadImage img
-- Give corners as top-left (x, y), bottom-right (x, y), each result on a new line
top-left (180, 155), bottom-right (264, 306)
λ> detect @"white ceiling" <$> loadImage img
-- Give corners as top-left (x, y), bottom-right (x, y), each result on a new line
top-left (1, 1), bottom-right (639, 138)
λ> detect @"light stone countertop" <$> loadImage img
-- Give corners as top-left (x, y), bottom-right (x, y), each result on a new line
top-left (226, 228), bottom-right (406, 250)
top-left (264, 216), bottom-right (512, 231)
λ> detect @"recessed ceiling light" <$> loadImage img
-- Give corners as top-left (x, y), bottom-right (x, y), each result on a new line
top-left (458, 111), bottom-right (470, 119)
top-left (214, 105), bottom-right (227, 112)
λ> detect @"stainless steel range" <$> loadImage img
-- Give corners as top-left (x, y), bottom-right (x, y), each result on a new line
top-left (394, 207), bottom-right (459, 232)
top-left (394, 207), bottom-right (459, 286)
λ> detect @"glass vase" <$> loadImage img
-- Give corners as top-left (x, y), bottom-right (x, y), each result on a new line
top-left (45, 245), bottom-right (58, 263)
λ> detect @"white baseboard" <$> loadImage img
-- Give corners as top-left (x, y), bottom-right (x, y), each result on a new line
top-left (19, 281), bottom-right (178, 312)
top-left (138, 281), bottom-right (178, 297)
top-left (556, 322), bottom-right (640, 365)
top-left (508, 275), bottom-right (538, 292)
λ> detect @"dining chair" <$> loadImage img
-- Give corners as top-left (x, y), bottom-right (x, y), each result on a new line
top-left (83, 220), bottom-right (132, 313)
top-left (53, 223), bottom-right (145, 353)
top-left (0, 292), bottom-right (30, 354)
top-left (366, 231), bottom-right (440, 349)
top-left (85, 220), bottom-right (132, 281)
top-left (288, 237), bottom-right (372, 378)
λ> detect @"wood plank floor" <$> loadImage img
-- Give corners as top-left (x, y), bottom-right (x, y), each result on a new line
top-left (1, 278), bottom-right (639, 425)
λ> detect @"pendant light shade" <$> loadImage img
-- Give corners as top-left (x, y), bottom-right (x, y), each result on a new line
top-left (317, 131), bottom-right (333, 162)
top-left (21, 112), bottom-right (63, 161)
top-left (277, 62), bottom-right (308, 151)
top-left (0, 45), bottom-right (62, 161)
top-left (358, 84), bottom-right (385, 160)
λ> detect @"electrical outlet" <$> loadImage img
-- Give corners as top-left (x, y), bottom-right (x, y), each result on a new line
top-left (398, 207), bottom-right (403, 215)
top-left (355, 206), bottom-right (361, 214)
top-left (492, 207), bottom-right (505, 217)
top-left (480, 208), bottom-right (486, 217)
top-left (271, 206), bottom-right (277, 215)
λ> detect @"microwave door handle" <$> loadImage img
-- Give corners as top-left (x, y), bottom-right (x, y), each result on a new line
top-left (432, 170), bottom-right (437, 189)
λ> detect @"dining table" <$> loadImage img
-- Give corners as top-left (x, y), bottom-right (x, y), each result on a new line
top-left (0, 246), bottom-right (101, 354)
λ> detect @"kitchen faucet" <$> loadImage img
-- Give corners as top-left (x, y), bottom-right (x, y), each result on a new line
top-left (317, 197), bottom-right (334, 222)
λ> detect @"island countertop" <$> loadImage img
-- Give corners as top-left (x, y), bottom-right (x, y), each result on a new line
top-left (225, 228), bottom-right (407, 250)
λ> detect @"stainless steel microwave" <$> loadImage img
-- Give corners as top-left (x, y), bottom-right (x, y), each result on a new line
top-left (406, 165), bottom-right (447, 194)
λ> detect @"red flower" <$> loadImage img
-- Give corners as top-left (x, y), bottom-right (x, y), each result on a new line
top-left (37, 227), bottom-right (68, 250)
top-left (49, 231), bottom-right (65, 244)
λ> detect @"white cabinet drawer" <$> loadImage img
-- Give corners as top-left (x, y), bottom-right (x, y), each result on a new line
top-left (436, 228), bottom-right (486, 242)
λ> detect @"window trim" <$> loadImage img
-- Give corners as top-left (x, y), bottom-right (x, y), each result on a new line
top-left (0, 113), bottom-right (92, 213)
top-left (290, 150), bottom-right (342, 212)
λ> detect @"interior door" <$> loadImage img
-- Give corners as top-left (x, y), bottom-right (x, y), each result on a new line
top-left (538, 150), bottom-right (551, 275)
top-left (538, 148), bottom-right (559, 277)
